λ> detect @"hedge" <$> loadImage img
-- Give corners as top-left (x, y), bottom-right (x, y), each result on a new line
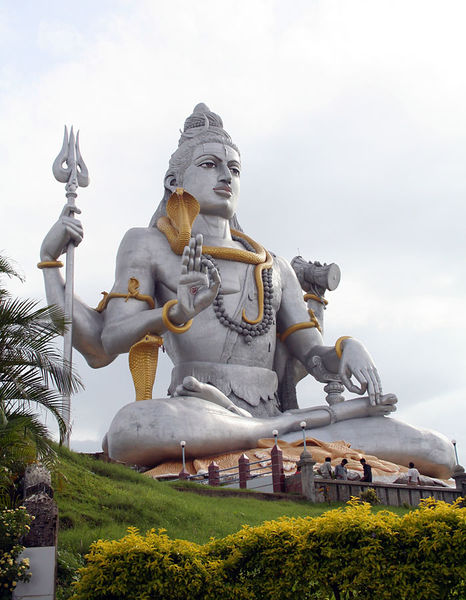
top-left (71, 498), bottom-right (466, 600)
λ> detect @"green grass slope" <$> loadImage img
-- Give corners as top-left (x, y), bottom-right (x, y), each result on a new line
top-left (54, 446), bottom-right (335, 555)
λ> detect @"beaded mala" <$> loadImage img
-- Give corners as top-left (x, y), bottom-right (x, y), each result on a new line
top-left (203, 234), bottom-right (274, 345)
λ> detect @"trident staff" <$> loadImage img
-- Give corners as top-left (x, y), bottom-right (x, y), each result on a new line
top-left (52, 126), bottom-right (89, 447)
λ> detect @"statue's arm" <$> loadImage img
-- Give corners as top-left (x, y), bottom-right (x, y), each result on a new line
top-left (100, 228), bottom-right (165, 355)
top-left (100, 230), bottom-right (220, 355)
top-left (40, 207), bottom-right (117, 368)
top-left (275, 255), bottom-right (328, 358)
top-left (40, 209), bottom-right (219, 363)
top-left (276, 256), bottom-right (383, 404)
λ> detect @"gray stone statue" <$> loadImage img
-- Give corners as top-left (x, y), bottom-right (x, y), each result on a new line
top-left (39, 104), bottom-right (455, 478)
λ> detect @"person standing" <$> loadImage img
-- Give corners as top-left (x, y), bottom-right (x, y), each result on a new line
top-left (360, 458), bottom-right (372, 482)
top-left (407, 461), bottom-right (420, 485)
top-left (319, 457), bottom-right (333, 479)
top-left (335, 458), bottom-right (348, 480)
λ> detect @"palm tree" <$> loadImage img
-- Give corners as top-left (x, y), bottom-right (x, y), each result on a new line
top-left (0, 254), bottom-right (82, 502)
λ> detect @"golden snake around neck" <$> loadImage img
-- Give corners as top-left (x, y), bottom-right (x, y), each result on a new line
top-left (156, 188), bottom-right (273, 324)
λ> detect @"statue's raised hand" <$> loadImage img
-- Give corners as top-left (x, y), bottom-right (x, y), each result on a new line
top-left (338, 338), bottom-right (383, 405)
top-left (171, 234), bottom-right (220, 323)
top-left (40, 204), bottom-right (83, 261)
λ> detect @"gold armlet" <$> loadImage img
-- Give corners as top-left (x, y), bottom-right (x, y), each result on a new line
top-left (95, 277), bottom-right (155, 312)
top-left (162, 299), bottom-right (193, 334)
top-left (37, 260), bottom-right (64, 269)
top-left (304, 293), bottom-right (328, 306)
top-left (279, 321), bottom-right (317, 343)
top-left (335, 336), bottom-right (352, 358)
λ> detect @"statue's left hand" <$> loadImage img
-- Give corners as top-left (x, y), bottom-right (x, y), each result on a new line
top-left (171, 234), bottom-right (221, 323)
top-left (338, 338), bottom-right (382, 405)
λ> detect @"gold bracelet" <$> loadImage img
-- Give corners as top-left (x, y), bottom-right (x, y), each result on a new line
top-left (335, 336), bottom-right (352, 358)
top-left (162, 299), bottom-right (193, 334)
top-left (303, 293), bottom-right (328, 306)
top-left (37, 260), bottom-right (64, 269)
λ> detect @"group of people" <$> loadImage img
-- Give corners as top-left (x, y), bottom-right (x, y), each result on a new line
top-left (318, 456), bottom-right (372, 481)
top-left (317, 457), bottom-right (421, 484)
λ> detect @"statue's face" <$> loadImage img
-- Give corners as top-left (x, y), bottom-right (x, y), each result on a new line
top-left (181, 142), bottom-right (241, 218)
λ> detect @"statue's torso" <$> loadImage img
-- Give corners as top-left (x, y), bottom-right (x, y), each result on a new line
top-left (121, 227), bottom-right (284, 414)
top-left (147, 228), bottom-right (283, 369)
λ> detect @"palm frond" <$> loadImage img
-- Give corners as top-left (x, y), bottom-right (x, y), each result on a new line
top-left (0, 408), bottom-right (57, 467)
top-left (0, 254), bottom-right (24, 284)
top-left (0, 253), bottom-right (85, 453)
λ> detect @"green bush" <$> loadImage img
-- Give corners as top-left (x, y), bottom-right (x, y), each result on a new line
top-left (71, 527), bottom-right (218, 600)
top-left (356, 488), bottom-right (381, 505)
top-left (0, 506), bottom-right (32, 599)
top-left (71, 498), bottom-right (466, 600)
top-left (56, 549), bottom-right (85, 600)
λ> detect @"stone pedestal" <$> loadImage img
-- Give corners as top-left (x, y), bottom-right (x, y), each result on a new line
top-left (178, 468), bottom-right (190, 480)
top-left (452, 465), bottom-right (466, 496)
top-left (238, 454), bottom-right (251, 489)
top-left (208, 461), bottom-right (220, 486)
top-left (297, 449), bottom-right (316, 502)
top-left (271, 445), bottom-right (285, 493)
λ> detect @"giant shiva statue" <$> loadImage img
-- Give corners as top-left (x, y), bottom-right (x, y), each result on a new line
top-left (39, 104), bottom-right (455, 477)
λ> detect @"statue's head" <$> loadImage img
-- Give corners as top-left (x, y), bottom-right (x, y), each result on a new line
top-left (150, 104), bottom-right (242, 228)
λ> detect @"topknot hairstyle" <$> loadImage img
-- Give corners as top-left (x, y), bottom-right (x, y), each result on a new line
top-left (179, 102), bottom-right (230, 143)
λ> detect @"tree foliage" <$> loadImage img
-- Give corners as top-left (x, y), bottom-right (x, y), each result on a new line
top-left (0, 254), bottom-right (82, 505)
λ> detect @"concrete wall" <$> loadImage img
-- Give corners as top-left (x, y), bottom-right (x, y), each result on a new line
top-left (224, 474), bottom-right (274, 493)
top-left (286, 473), bottom-right (462, 507)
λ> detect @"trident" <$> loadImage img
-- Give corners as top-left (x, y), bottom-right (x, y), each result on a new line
top-left (52, 126), bottom-right (89, 448)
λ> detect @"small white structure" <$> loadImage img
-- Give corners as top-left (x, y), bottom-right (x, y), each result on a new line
top-left (13, 547), bottom-right (56, 600)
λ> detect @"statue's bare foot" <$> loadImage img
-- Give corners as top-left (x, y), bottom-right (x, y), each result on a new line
top-left (174, 376), bottom-right (252, 418)
top-left (331, 392), bottom-right (397, 422)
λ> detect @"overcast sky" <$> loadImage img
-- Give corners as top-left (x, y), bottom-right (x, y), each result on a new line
top-left (1, 0), bottom-right (465, 464)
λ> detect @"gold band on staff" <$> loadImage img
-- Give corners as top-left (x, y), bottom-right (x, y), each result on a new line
top-left (308, 308), bottom-right (322, 333)
top-left (304, 293), bottom-right (328, 306)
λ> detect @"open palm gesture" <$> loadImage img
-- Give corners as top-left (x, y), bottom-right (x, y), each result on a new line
top-left (174, 235), bottom-right (220, 323)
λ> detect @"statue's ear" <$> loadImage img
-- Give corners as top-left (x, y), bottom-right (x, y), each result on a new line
top-left (164, 173), bottom-right (178, 193)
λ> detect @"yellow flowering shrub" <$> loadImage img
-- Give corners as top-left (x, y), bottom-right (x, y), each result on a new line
top-left (71, 527), bottom-right (221, 600)
top-left (0, 506), bottom-right (32, 599)
top-left (71, 498), bottom-right (466, 600)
